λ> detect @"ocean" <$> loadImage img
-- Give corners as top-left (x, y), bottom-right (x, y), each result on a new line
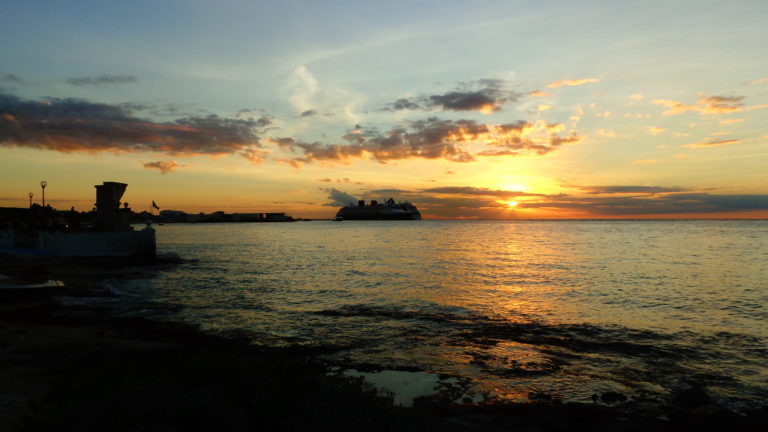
top-left (108, 220), bottom-right (767, 410)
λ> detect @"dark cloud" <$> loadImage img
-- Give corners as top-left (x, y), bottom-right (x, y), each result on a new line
top-left (117, 102), bottom-right (156, 113)
top-left (684, 138), bottom-right (740, 149)
top-left (391, 98), bottom-right (420, 110)
top-left (0, 93), bottom-right (268, 159)
top-left (1, 74), bottom-right (23, 84)
top-left (323, 188), bottom-right (358, 207)
top-left (66, 74), bottom-right (138, 86)
top-left (428, 91), bottom-right (501, 112)
top-left (522, 193), bottom-right (768, 215)
top-left (368, 188), bottom-right (412, 195)
top-left (386, 79), bottom-right (519, 113)
top-left (575, 186), bottom-right (688, 195)
top-left (142, 160), bottom-right (182, 174)
top-left (300, 109), bottom-right (318, 117)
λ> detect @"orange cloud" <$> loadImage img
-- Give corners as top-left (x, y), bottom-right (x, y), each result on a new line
top-left (547, 78), bottom-right (600, 88)
top-left (645, 126), bottom-right (666, 135)
top-left (719, 118), bottom-right (744, 125)
top-left (142, 160), bottom-right (183, 174)
top-left (240, 148), bottom-right (266, 164)
top-left (652, 95), bottom-right (765, 115)
top-left (274, 118), bottom-right (580, 166)
top-left (528, 90), bottom-right (549, 97)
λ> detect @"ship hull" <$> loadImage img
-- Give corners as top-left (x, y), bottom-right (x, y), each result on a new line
top-left (336, 206), bottom-right (421, 220)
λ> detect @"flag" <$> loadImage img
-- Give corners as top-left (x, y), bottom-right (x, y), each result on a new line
top-left (152, 200), bottom-right (160, 210)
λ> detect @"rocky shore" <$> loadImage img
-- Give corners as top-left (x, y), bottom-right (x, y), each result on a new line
top-left (1, 258), bottom-right (766, 431)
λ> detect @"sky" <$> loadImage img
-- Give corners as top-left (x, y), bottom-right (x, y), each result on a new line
top-left (1, 0), bottom-right (767, 219)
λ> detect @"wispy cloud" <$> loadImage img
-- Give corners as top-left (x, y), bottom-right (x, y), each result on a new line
top-left (746, 77), bottom-right (768, 85)
top-left (575, 185), bottom-right (688, 195)
top-left (142, 160), bottom-right (183, 174)
top-left (645, 126), bottom-right (666, 135)
top-left (66, 74), bottom-right (138, 86)
top-left (595, 129), bottom-right (617, 137)
top-left (520, 193), bottom-right (768, 215)
top-left (719, 118), bottom-right (744, 125)
top-left (421, 186), bottom-right (541, 198)
top-left (287, 66), bottom-right (319, 114)
top-left (653, 95), bottom-right (767, 116)
top-left (683, 138), bottom-right (741, 149)
top-left (546, 78), bottom-right (599, 89)
top-left (1, 74), bottom-right (24, 84)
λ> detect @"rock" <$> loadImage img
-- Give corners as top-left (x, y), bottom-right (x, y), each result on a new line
top-left (601, 391), bottom-right (628, 403)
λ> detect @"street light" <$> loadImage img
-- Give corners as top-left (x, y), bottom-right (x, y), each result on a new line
top-left (40, 180), bottom-right (47, 207)
top-left (28, 192), bottom-right (33, 207)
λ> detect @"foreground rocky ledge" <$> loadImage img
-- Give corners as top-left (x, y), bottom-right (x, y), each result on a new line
top-left (1, 262), bottom-right (766, 431)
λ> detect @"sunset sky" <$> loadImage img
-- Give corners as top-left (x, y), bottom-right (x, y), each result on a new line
top-left (2, 0), bottom-right (767, 219)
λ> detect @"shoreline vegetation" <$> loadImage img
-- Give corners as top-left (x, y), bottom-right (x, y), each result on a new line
top-left (1, 257), bottom-right (766, 431)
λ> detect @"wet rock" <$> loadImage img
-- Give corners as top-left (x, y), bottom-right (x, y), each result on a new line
top-left (673, 384), bottom-right (711, 409)
top-left (527, 391), bottom-right (553, 402)
top-left (601, 391), bottom-right (628, 403)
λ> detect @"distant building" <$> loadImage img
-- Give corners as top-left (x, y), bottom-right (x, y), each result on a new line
top-left (233, 213), bottom-right (265, 222)
top-left (154, 210), bottom-right (295, 223)
top-left (263, 212), bottom-right (295, 222)
top-left (159, 210), bottom-right (189, 222)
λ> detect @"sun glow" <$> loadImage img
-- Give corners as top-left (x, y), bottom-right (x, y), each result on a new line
top-left (500, 183), bottom-right (528, 192)
top-left (507, 201), bottom-right (518, 208)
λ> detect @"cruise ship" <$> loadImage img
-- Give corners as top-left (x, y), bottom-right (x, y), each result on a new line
top-left (336, 198), bottom-right (421, 220)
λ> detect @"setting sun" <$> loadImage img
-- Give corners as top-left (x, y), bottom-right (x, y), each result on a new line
top-left (507, 201), bottom-right (518, 208)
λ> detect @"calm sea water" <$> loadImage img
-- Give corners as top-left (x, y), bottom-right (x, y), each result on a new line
top-left (111, 220), bottom-right (767, 410)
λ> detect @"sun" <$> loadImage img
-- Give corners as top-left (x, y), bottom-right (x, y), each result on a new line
top-left (507, 201), bottom-right (518, 208)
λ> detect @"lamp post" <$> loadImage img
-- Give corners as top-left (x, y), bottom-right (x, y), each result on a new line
top-left (40, 180), bottom-right (47, 207)
top-left (28, 192), bottom-right (33, 207)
